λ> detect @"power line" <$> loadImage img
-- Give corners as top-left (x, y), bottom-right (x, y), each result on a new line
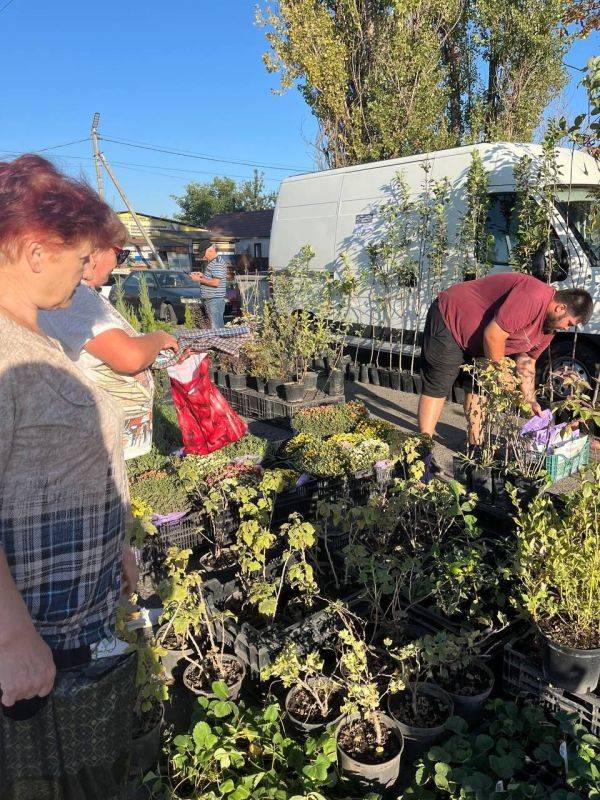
top-left (0, 0), bottom-right (17, 16)
top-left (0, 149), bottom-right (282, 183)
top-left (98, 134), bottom-right (308, 173)
top-left (37, 138), bottom-right (89, 152)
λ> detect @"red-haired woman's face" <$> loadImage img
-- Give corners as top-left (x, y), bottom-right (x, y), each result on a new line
top-left (29, 239), bottom-right (94, 310)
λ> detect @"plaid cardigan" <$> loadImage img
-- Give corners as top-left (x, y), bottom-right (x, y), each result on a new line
top-left (0, 314), bottom-right (128, 649)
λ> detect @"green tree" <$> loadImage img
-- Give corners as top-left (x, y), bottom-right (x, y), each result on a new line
top-left (172, 169), bottom-right (277, 226)
top-left (257, 0), bottom-right (589, 167)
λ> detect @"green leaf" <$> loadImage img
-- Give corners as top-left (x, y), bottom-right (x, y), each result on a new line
top-left (221, 779), bottom-right (236, 794)
top-left (230, 787), bottom-right (251, 800)
top-left (212, 700), bottom-right (234, 718)
top-left (445, 716), bottom-right (469, 735)
top-left (211, 680), bottom-right (230, 701)
top-left (474, 734), bottom-right (495, 753)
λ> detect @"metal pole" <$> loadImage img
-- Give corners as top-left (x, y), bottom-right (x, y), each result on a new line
top-left (98, 150), bottom-right (166, 269)
top-left (90, 113), bottom-right (105, 198)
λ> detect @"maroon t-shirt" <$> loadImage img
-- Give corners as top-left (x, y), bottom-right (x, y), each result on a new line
top-left (437, 273), bottom-right (555, 359)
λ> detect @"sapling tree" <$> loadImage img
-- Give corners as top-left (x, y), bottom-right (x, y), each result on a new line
top-left (456, 150), bottom-right (493, 280)
top-left (338, 628), bottom-right (386, 753)
top-left (512, 467), bottom-right (600, 648)
top-left (511, 123), bottom-right (563, 279)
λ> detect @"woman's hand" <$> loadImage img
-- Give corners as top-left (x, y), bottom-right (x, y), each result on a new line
top-left (0, 624), bottom-right (56, 707)
top-left (121, 545), bottom-right (139, 599)
top-left (158, 331), bottom-right (179, 352)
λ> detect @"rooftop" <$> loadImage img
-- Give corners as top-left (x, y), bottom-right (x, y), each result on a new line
top-left (206, 209), bottom-right (274, 239)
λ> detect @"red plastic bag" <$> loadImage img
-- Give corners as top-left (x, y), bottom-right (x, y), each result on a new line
top-left (167, 354), bottom-right (247, 455)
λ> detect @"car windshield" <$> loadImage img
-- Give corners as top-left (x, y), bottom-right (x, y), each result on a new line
top-left (154, 272), bottom-right (196, 288)
top-left (555, 187), bottom-right (599, 267)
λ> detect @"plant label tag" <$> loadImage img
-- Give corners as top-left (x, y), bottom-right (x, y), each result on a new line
top-left (559, 741), bottom-right (568, 772)
top-left (495, 781), bottom-right (505, 792)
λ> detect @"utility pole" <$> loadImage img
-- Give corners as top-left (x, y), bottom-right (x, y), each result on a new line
top-left (97, 150), bottom-right (166, 269)
top-left (90, 113), bottom-right (104, 198)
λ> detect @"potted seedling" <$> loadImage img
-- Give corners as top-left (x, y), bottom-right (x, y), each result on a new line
top-left (334, 628), bottom-right (404, 791)
top-left (221, 352), bottom-right (248, 391)
top-left (115, 607), bottom-right (169, 776)
top-left (262, 643), bottom-right (343, 735)
top-left (420, 630), bottom-right (495, 724)
top-left (512, 468), bottom-right (600, 693)
top-left (386, 635), bottom-right (454, 749)
top-left (182, 595), bottom-right (246, 702)
top-left (156, 548), bottom-right (200, 680)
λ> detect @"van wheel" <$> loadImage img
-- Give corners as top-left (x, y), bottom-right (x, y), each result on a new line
top-left (538, 339), bottom-right (599, 398)
top-left (160, 303), bottom-right (177, 324)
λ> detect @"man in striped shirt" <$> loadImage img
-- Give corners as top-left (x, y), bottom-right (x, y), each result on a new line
top-left (190, 243), bottom-right (228, 328)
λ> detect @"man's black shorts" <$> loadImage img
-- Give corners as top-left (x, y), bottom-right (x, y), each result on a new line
top-left (420, 300), bottom-right (475, 398)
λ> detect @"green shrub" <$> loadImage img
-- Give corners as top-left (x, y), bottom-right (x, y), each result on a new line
top-left (292, 401), bottom-right (368, 438)
top-left (130, 472), bottom-right (190, 516)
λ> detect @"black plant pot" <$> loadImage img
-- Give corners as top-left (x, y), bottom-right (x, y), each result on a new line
top-left (208, 367), bottom-right (218, 384)
top-left (470, 465), bottom-right (494, 502)
top-left (541, 633), bottom-right (600, 694)
top-left (130, 703), bottom-right (164, 776)
top-left (266, 379), bottom-right (281, 396)
top-left (432, 661), bottom-right (494, 725)
top-left (368, 365), bottom-right (380, 386)
top-left (313, 356), bottom-right (326, 371)
top-left (252, 376), bottom-right (266, 394)
top-left (401, 372), bottom-right (414, 393)
top-left (378, 368), bottom-right (391, 388)
top-left (227, 373), bottom-right (246, 390)
top-left (452, 456), bottom-right (470, 486)
top-left (506, 472), bottom-right (546, 504)
top-left (359, 364), bottom-right (369, 383)
top-left (283, 381), bottom-right (306, 403)
top-left (303, 371), bottom-right (318, 392)
top-left (453, 385), bottom-right (466, 404)
top-left (412, 374), bottom-right (423, 394)
top-left (390, 370), bottom-right (402, 390)
top-left (347, 365), bottom-right (359, 383)
top-left (217, 369), bottom-right (227, 387)
top-left (326, 369), bottom-right (345, 396)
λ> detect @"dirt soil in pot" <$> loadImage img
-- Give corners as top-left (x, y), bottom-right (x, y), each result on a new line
top-left (389, 689), bottom-right (450, 728)
top-left (133, 700), bottom-right (162, 738)
top-left (541, 619), bottom-right (600, 651)
top-left (434, 663), bottom-right (492, 696)
top-left (337, 718), bottom-right (400, 764)
top-left (288, 686), bottom-right (342, 725)
top-left (186, 655), bottom-right (243, 691)
top-left (201, 549), bottom-right (238, 571)
top-left (159, 628), bottom-right (189, 651)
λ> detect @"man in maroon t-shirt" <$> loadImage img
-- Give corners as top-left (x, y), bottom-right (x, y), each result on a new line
top-left (418, 273), bottom-right (592, 445)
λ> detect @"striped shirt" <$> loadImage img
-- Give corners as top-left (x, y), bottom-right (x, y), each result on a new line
top-left (200, 255), bottom-right (227, 299)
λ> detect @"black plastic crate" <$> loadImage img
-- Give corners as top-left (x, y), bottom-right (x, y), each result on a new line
top-left (218, 385), bottom-right (344, 426)
top-left (234, 591), bottom-right (366, 677)
top-left (503, 632), bottom-right (600, 735)
top-left (153, 511), bottom-right (206, 550)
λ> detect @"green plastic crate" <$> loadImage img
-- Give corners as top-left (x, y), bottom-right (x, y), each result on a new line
top-left (545, 435), bottom-right (590, 482)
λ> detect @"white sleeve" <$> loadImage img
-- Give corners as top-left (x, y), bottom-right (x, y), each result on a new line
top-left (38, 285), bottom-right (122, 356)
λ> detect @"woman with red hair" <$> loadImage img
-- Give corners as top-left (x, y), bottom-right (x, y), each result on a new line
top-left (0, 155), bottom-right (137, 797)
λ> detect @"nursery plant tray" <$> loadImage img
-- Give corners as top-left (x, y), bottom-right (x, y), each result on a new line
top-left (153, 511), bottom-right (206, 550)
top-left (217, 385), bottom-right (344, 427)
top-left (234, 591), bottom-right (365, 676)
top-left (503, 630), bottom-right (600, 735)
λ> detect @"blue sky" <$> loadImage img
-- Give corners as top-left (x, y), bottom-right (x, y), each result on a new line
top-left (0, 0), bottom-right (596, 218)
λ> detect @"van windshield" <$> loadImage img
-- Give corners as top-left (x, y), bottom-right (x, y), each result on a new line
top-left (555, 188), bottom-right (599, 267)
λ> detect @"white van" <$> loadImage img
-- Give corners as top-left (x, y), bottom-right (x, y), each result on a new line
top-left (270, 142), bottom-right (599, 383)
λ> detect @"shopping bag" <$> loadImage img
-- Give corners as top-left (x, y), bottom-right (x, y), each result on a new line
top-left (167, 354), bottom-right (247, 455)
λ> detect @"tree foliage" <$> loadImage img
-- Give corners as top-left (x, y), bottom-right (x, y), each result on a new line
top-left (257, 0), bottom-right (592, 167)
top-left (172, 169), bottom-right (277, 227)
